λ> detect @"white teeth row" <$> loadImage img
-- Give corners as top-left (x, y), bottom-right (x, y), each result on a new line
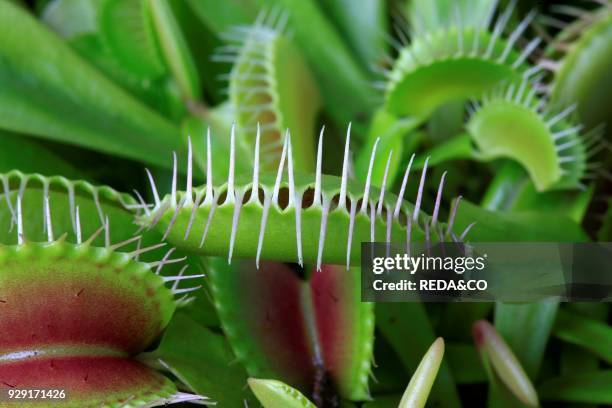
top-left (145, 124), bottom-right (469, 271)
top-left (483, 74), bottom-right (605, 175)
top-left (380, 0), bottom-right (542, 87)
top-left (1, 174), bottom-right (199, 297)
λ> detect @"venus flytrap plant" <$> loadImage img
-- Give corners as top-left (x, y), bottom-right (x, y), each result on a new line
top-left (135, 124), bottom-right (467, 404)
top-left (137, 125), bottom-right (468, 269)
top-left (362, 0), bottom-right (545, 187)
top-left (467, 79), bottom-right (595, 191)
top-left (381, 0), bottom-right (543, 119)
top-left (547, 3), bottom-right (612, 134)
top-left (0, 173), bottom-right (206, 407)
top-left (206, 258), bottom-right (374, 403)
top-left (0, 1), bottom-right (610, 407)
top-left (217, 11), bottom-right (321, 173)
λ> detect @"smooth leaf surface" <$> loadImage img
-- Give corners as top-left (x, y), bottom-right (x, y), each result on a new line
top-left (494, 300), bottom-right (559, 379)
top-left (553, 309), bottom-right (612, 364)
top-left (0, 131), bottom-right (81, 179)
top-left (538, 371), bottom-right (612, 404)
top-left (147, 0), bottom-right (201, 100)
top-left (454, 200), bottom-right (590, 242)
top-left (155, 312), bottom-right (251, 406)
top-left (376, 303), bottom-right (461, 408)
top-left (0, 0), bottom-right (183, 167)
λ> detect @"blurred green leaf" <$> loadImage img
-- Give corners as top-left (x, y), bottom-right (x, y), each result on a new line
top-left (186, 0), bottom-right (262, 34)
top-left (68, 34), bottom-right (185, 119)
top-left (446, 342), bottom-right (487, 384)
top-left (454, 200), bottom-right (590, 242)
top-left (0, 131), bottom-right (81, 178)
top-left (266, 0), bottom-right (376, 133)
top-left (0, 1), bottom-right (183, 167)
top-left (147, 0), bottom-right (201, 100)
top-left (406, 0), bottom-right (497, 35)
top-left (538, 371), bottom-right (612, 404)
top-left (41, 0), bottom-right (101, 38)
top-left (399, 338), bottom-right (445, 408)
top-left (170, 0), bottom-right (228, 103)
top-left (494, 300), bottom-right (559, 379)
top-left (320, 0), bottom-right (388, 66)
top-left (376, 303), bottom-right (461, 408)
top-left (412, 133), bottom-right (475, 170)
top-left (481, 162), bottom-right (595, 223)
top-left (155, 312), bottom-right (252, 406)
top-left (98, 0), bottom-right (166, 79)
top-left (553, 309), bottom-right (612, 364)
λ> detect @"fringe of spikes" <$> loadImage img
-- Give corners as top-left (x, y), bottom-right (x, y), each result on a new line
top-left (139, 124), bottom-right (476, 271)
top-left (1, 175), bottom-right (203, 302)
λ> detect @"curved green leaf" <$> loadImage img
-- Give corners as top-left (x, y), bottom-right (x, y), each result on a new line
top-left (99, 0), bottom-right (166, 79)
top-left (538, 371), bottom-right (612, 404)
top-left (147, 0), bottom-right (201, 100)
top-left (0, 0), bottom-right (182, 167)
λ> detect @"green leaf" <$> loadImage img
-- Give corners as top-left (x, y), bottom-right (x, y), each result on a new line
top-left (147, 0), bottom-right (201, 100)
top-left (155, 312), bottom-right (251, 406)
top-left (41, 0), bottom-right (101, 38)
top-left (553, 309), bottom-right (612, 364)
top-left (69, 34), bottom-right (185, 120)
top-left (168, 0), bottom-right (228, 103)
top-left (538, 371), bottom-right (612, 404)
top-left (0, 131), bottom-right (81, 179)
top-left (406, 0), bottom-right (497, 35)
top-left (412, 133), bottom-right (475, 170)
top-left (0, 170), bottom-right (137, 246)
top-left (376, 303), bottom-right (461, 408)
top-left (98, 0), bottom-right (166, 79)
top-left (473, 320), bottom-right (539, 407)
top-left (0, 1), bottom-right (182, 167)
top-left (362, 394), bottom-right (401, 408)
top-left (551, 12), bottom-right (612, 137)
top-left (446, 342), bottom-right (487, 384)
top-left (481, 162), bottom-right (594, 223)
top-left (321, 0), bottom-right (388, 66)
top-left (399, 338), bottom-right (445, 408)
top-left (186, 0), bottom-right (262, 35)
top-left (494, 300), bottom-right (559, 379)
top-left (453, 200), bottom-right (590, 242)
top-left (248, 378), bottom-right (317, 408)
top-left (266, 0), bottom-right (376, 132)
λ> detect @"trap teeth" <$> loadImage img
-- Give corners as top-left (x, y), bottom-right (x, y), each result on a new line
top-left (140, 125), bottom-right (466, 268)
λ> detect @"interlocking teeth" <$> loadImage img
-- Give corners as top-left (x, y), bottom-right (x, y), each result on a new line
top-left (144, 124), bottom-right (466, 269)
top-left (1, 172), bottom-right (201, 303)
